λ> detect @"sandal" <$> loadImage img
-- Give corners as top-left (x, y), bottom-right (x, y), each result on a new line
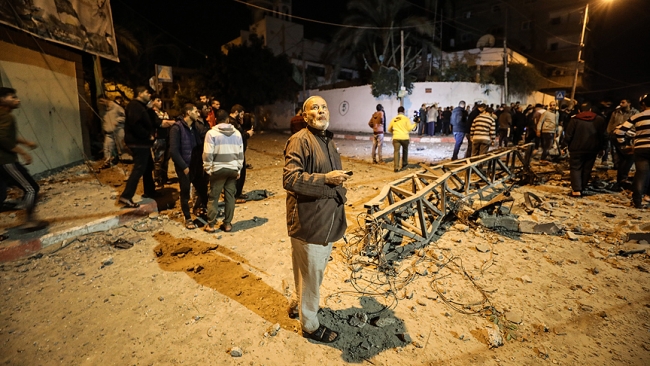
top-left (185, 219), bottom-right (197, 230)
top-left (117, 197), bottom-right (140, 208)
top-left (235, 198), bottom-right (246, 204)
top-left (302, 324), bottom-right (338, 343)
top-left (204, 224), bottom-right (217, 233)
top-left (220, 223), bottom-right (232, 232)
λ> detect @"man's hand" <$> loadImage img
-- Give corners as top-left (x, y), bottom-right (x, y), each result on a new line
top-left (183, 167), bottom-right (189, 176)
top-left (247, 129), bottom-right (254, 137)
top-left (20, 152), bottom-right (32, 165)
top-left (237, 173), bottom-right (241, 179)
top-left (325, 170), bottom-right (350, 186)
top-left (24, 140), bottom-right (37, 150)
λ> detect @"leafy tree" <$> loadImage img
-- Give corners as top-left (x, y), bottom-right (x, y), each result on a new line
top-left (490, 63), bottom-right (543, 98)
top-left (205, 35), bottom-right (300, 109)
top-left (328, 0), bottom-right (437, 97)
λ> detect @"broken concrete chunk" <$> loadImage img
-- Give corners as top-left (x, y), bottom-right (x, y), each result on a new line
top-left (101, 257), bottom-right (113, 267)
top-left (534, 222), bottom-right (562, 235)
top-left (348, 312), bottom-right (368, 328)
top-left (521, 275), bottom-right (532, 283)
top-left (371, 317), bottom-right (396, 327)
top-left (486, 327), bottom-right (503, 348)
top-left (506, 311), bottom-right (523, 324)
top-left (476, 244), bottom-right (490, 253)
top-left (566, 231), bottom-right (579, 241)
top-left (172, 247), bottom-right (192, 256)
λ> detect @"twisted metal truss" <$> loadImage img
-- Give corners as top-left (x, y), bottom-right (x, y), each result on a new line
top-left (362, 144), bottom-right (534, 263)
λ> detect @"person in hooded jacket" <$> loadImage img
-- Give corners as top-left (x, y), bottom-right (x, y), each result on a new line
top-left (169, 103), bottom-right (206, 229)
top-left (564, 101), bottom-right (608, 197)
top-left (203, 109), bottom-right (245, 233)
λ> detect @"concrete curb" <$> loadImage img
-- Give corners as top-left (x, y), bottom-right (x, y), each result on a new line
top-left (333, 133), bottom-right (456, 143)
top-left (0, 199), bottom-right (158, 263)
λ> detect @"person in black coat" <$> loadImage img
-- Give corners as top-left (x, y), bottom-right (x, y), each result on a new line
top-left (564, 101), bottom-right (608, 197)
top-left (118, 87), bottom-right (156, 207)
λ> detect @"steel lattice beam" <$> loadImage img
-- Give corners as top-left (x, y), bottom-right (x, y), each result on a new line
top-left (363, 144), bottom-right (534, 263)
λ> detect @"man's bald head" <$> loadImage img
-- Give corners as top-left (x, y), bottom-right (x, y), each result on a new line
top-left (302, 96), bottom-right (330, 131)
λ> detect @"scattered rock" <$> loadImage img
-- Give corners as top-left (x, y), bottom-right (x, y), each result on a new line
top-left (416, 299), bottom-right (427, 306)
top-left (158, 296), bottom-right (164, 301)
top-left (172, 247), bottom-right (192, 256)
top-left (506, 311), bottom-right (523, 324)
top-left (566, 232), bottom-right (579, 241)
top-left (268, 323), bottom-right (281, 336)
top-left (229, 347), bottom-right (242, 357)
top-left (486, 326), bottom-right (503, 348)
top-left (476, 244), bottom-right (490, 253)
top-left (599, 311), bottom-right (607, 318)
top-left (371, 317), bottom-right (396, 327)
top-left (348, 312), bottom-right (368, 328)
top-left (521, 275), bottom-right (532, 283)
top-left (101, 257), bottom-right (113, 267)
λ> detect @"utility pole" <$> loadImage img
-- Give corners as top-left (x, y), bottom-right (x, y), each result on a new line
top-left (302, 40), bottom-right (306, 101)
top-left (400, 30), bottom-right (405, 107)
top-left (429, 0), bottom-right (438, 76)
top-left (439, 11), bottom-right (443, 74)
top-left (503, 5), bottom-right (508, 104)
top-left (571, 3), bottom-right (589, 102)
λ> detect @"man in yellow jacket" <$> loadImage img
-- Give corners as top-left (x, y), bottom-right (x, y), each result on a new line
top-left (387, 106), bottom-right (417, 172)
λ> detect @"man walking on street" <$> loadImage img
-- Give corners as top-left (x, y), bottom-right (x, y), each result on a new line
top-left (388, 106), bottom-right (417, 172)
top-left (607, 98), bottom-right (638, 177)
top-left (0, 87), bottom-right (46, 230)
top-left (451, 101), bottom-right (470, 160)
top-left (564, 101), bottom-right (608, 197)
top-left (368, 104), bottom-right (385, 164)
top-left (283, 95), bottom-right (347, 344)
top-left (117, 87), bottom-right (156, 208)
top-left (470, 105), bottom-right (496, 156)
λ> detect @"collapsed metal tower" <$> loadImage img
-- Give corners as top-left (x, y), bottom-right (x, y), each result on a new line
top-left (362, 144), bottom-right (534, 263)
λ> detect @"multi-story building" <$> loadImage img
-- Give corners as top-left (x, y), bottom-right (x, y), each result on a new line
top-left (451, 0), bottom-right (590, 92)
top-left (224, 1), bottom-right (358, 93)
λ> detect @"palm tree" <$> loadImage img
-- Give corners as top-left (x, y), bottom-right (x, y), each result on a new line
top-left (328, 0), bottom-right (437, 96)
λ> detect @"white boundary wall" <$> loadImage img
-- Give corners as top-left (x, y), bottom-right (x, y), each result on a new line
top-left (264, 82), bottom-right (555, 133)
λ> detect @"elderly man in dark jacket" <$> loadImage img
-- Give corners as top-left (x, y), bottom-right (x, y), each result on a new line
top-left (118, 87), bottom-right (156, 208)
top-left (283, 95), bottom-right (349, 344)
top-left (564, 101), bottom-right (608, 197)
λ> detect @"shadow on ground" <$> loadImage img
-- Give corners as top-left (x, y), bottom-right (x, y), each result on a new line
top-left (314, 297), bottom-right (411, 363)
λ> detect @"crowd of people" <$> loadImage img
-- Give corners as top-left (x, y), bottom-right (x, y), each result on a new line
top-left (365, 96), bottom-right (650, 209)
top-left (99, 87), bottom-right (253, 231)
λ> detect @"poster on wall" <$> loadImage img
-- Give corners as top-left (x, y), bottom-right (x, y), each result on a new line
top-left (0, 0), bottom-right (118, 61)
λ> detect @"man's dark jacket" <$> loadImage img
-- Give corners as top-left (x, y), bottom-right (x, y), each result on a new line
top-left (564, 111), bottom-right (608, 154)
top-left (124, 100), bottom-right (155, 147)
top-left (450, 106), bottom-right (469, 133)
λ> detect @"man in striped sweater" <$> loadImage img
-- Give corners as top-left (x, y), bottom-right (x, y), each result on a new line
top-left (202, 113), bottom-right (245, 232)
top-left (615, 94), bottom-right (650, 208)
top-left (469, 105), bottom-right (496, 156)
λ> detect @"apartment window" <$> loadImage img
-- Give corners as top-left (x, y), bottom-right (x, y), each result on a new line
top-left (549, 42), bottom-right (559, 51)
top-left (465, 11), bottom-right (471, 19)
top-left (551, 17), bottom-right (561, 25)
top-left (521, 21), bottom-right (531, 30)
top-left (492, 4), bottom-right (501, 12)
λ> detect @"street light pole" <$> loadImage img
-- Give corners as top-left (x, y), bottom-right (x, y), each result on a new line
top-left (570, 3), bottom-right (589, 101)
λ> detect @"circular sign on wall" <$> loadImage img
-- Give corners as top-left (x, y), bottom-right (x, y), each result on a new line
top-left (339, 101), bottom-right (349, 116)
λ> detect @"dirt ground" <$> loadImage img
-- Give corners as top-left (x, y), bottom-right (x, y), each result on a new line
top-left (1, 131), bottom-right (649, 365)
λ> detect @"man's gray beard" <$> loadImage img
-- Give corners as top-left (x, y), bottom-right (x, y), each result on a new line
top-left (309, 120), bottom-right (329, 130)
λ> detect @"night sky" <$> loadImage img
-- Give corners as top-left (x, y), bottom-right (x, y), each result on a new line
top-left (110, 0), bottom-right (650, 101)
